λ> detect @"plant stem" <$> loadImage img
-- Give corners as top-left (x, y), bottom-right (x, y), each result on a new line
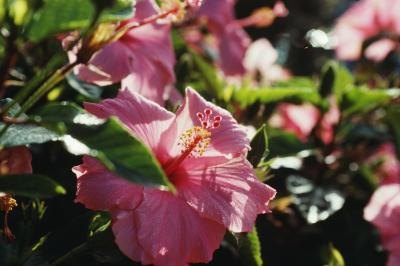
top-left (0, 35), bottom-right (18, 98)
top-left (0, 61), bottom-right (79, 137)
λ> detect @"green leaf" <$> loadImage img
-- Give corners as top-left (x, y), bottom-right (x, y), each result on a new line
top-left (67, 118), bottom-right (174, 189)
top-left (0, 174), bottom-right (66, 198)
top-left (34, 103), bottom-right (174, 191)
top-left (387, 106), bottom-right (400, 154)
top-left (27, 0), bottom-right (134, 42)
top-left (99, 0), bottom-right (135, 23)
top-left (238, 228), bottom-right (263, 266)
top-left (0, 123), bottom-right (59, 147)
top-left (268, 129), bottom-right (311, 158)
top-left (320, 61), bottom-right (353, 105)
top-left (248, 124), bottom-right (269, 167)
top-left (27, 0), bottom-right (96, 42)
top-left (190, 51), bottom-right (225, 99)
top-left (342, 88), bottom-right (400, 117)
top-left (0, 99), bottom-right (59, 147)
top-left (66, 75), bottom-right (102, 100)
top-left (233, 86), bottom-right (321, 108)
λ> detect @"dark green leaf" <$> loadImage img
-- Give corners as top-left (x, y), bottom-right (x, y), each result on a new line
top-left (321, 61), bottom-right (353, 105)
top-left (248, 124), bottom-right (269, 167)
top-left (268, 129), bottom-right (311, 158)
top-left (34, 103), bottom-right (174, 190)
top-left (66, 75), bottom-right (102, 100)
top-left (67, 118), bottom-right (173, 189)
top-left (0, 174), bottom-right (66, 198)
top-left (0, 123), bottom-right (59, 147)
top-left (190, 51), bottom-right (225, 99)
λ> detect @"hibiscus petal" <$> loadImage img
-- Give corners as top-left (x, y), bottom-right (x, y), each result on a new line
top-left (76, 42), bottom-right (133, 85)
top-left (8, 146), bottom-right (32, 174)
top-left (84, 89), bottom-right (174, 152)
top-left (364, 184), bottom-right (400, 252)
top-left (74, 156), bottom-right (143, 211)
top-left (111, 210), bottom-right (153, 264)
top-left (133, 189), bottom-right (226, 266)
top-left (217, 24), bottom-right (250, 76)
top-left (160, 88), bottom-right (250, 162)
top-left (175, 157), bottom-right (276, 232)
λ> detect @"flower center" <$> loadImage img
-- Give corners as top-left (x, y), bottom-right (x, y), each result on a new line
top-left (164, 108), bottom-right (222, 176)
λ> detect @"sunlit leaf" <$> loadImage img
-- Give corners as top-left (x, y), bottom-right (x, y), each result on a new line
top-left (248, 124), bottom-right (269, 167)
top-left (34, 103), bottom-right (174, 191)
top-left (0, 174), bottom-right (66, 198)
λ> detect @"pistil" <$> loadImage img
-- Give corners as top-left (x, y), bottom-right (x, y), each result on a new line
top-left (164, 108), bottom-right (222, 176)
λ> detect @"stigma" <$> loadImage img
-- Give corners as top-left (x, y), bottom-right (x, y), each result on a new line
top-left (164, 108), bottom-right (222, 176)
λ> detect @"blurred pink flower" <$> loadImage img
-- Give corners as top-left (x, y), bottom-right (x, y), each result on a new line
top-left (334, 0), bottom-right (400, 61)
top-left (270, 103), bottom-right (320, 142)
top-left (73, 87), bottom-right (276, 265)
top-left (270, 99), bottom-right (339, 144)
top-left (364, 183), bottom-right (400, 266)
top-left (73, 0), bottom-right (176, 105)
top-left (273, 1), bottom-right (289, 18)
top-left (367, 143), bottom-right (400, 184)
top-left (195, 0), bottom-right (250, 76)
top-left (317, 98), bottom-right (340, 145)
top-left (0, 146), bottom-right (32, 174)
top-left (244, 38), bottom-right (291, 84)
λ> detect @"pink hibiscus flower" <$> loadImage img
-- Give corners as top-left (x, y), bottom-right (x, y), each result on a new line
top-left (269, 103), bottom-right (320, 142)
top-left (334, 0), bottom-right (400, 61)
top-left (244, 38), bottom-right (291, 84)
top-left (0, 146), bottom-right (32, 175)
top-left (194, 0), bottom-right (250, 76)
top-left (364, 183), bottom-right (400, 266)
top-left (270, 99), bottom-right (339, 144)
top-left (367, 143), bottom-right (400, 184)
top-left (72, 0), bottom-right (176, 105)
top-left (0, 146), bottom-right (32, 240)
top-left (73, 87), bottom-right (276, 265)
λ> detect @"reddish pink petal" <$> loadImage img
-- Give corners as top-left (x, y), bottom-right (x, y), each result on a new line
top-left (74, 0), bottom-right (175, 104)
top-left (111, 210), bottom-right (153, 264)
top-left (175, 157), bottom-right (276, 232)
top-left (84, 89), bottom-right (174, 152)
top-left (365, 39), bottom-right (397, 62)
top-left (76, 42), bottom-right (132, 85)
top-left (134, 189), bottom-right (226, 266)
top-left (271, 103), bottom-right (320, 141)
top-left (74, 156), bottom-right (143, 211)
top-left (388, 254), bottom-right (400, 266)
top-left (160, 88), bottom-right (250, 162)
top-left (273, 1), bottom-right (289, 17)
top-left (218, 24), bottom-right (250, 76)
top-left (367, 143), bottom-right (400, 184)
top-left (364, 184), bottom-right (400, 253)
top-left (333, 0), bottom-right (384, 61)
top-left (318, 97), bottom-right (340, 144)
top-left (197, 0), bottom-right (249, 76)
top-left (8, 146), bottom-right (32, 174)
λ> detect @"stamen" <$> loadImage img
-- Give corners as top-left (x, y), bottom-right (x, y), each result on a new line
top-left (164, 109), bottom-right (223, 176)
top-left (0, 193), bottom-right (17, 241)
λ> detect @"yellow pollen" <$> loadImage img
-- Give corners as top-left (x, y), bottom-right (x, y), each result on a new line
top-left (178, 126), bottom-right (211, 157)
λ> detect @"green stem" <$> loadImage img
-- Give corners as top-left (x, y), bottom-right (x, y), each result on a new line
top-left (50, 242), bottom-right (89, 266)
top-left (0, 61), bottom-right (79, 137)
top-left (17, 61), bottom-right (78, 115)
